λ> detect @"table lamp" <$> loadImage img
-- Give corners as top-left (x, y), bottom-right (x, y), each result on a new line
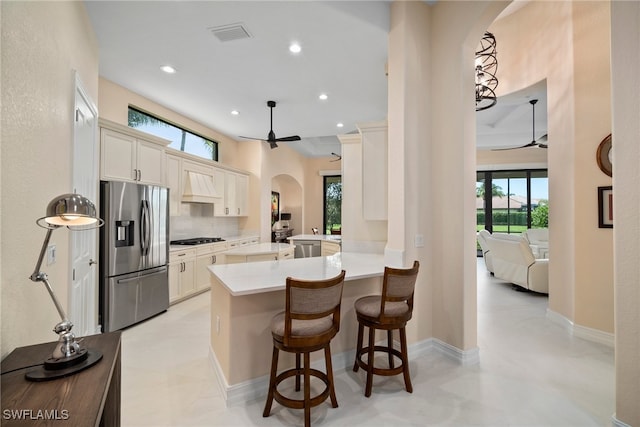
top-left (27, 193), bottom-right (104, 381)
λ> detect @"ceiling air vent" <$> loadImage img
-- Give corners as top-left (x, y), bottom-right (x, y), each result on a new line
top-left (209, 23), bottom-right (252, 42)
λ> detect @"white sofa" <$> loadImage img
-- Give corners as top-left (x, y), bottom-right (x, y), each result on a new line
top-left (477, 230), bottom-right (522, 274)
top-left (522, 228), bottom-right (549, 259)
top-left (487, 235), bottom-right (549, 294)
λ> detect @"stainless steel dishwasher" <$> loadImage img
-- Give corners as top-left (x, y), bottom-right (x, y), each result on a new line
top-left (294, 240), bottom-right (321, 258)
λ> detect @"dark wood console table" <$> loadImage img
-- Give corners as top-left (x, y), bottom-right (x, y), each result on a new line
top-left (1, 332), bottom-right (121, 426)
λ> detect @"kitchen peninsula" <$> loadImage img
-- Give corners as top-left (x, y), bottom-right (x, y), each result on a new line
top-left (208, 252), bottom-right (385, 404)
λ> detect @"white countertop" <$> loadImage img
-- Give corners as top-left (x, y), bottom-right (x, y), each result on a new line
top-left (209, 252), bottom-right (384, 296)
top-left (287, 234), bottom-right (342, 242)
top-left (222, 242), bottom-right (292, 256)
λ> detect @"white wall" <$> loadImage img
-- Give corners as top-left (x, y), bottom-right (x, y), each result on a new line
top-left (1, 1), bottom-right (99, 358)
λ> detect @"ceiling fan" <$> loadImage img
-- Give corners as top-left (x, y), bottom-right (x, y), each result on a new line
top-left (494, 99), bottom-right (548, 150)
top-left (239, 100), bottom-right (301, 149)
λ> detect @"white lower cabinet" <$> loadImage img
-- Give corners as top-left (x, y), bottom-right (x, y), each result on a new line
top-left (170, 242), bottom-right (228, 304)
top-left (195, 242), bottom-right (227, 293)
top-left (169, 249), bottom-right (196, 304)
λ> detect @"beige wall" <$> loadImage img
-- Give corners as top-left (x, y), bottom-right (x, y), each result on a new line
top-left (489, 1), bottom-right (614, 333)
top-left (611, 2), bottom-right (640, 424)
top-left (1, 1), bottom-right (99, 358)
top-left (98, 78), bottom-right (241, 168)
top-left (386, 0), bottom-right (508, 352)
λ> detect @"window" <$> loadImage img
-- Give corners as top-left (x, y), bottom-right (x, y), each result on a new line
top-left (128, 107), bottom-right (218, 161)
top-left (323, 176), bottom-right (342, 234)
top-left (476, 169), bottom-right (548, 234)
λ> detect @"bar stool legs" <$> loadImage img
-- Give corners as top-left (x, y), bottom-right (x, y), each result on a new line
top-left (352, 261), bottom-right (419, 397)
top-left (263, 343), bottom-right (338, 427)
top-left (353, 322), bottom-right (413, 397)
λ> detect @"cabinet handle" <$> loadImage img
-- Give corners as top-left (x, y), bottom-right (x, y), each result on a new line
top-left (237, 208), bottom-right (240, 215)
top-left (225, 207), bottom-right (229, 215)
top-left (133, 168), bottom-right (138, 181)
top-left (212, 255), bottom-right (216, 264)
top-left (138, 169), bottom-right (141, 181)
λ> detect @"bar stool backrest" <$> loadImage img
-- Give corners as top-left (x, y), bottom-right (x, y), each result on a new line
top-left (284, 270), bottom-right (346, 346)
top-left (380, 261), bottom-right (420, 322)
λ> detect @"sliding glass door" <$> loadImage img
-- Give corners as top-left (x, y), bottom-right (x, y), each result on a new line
top-left (476, 169), bottom-right (548, 235)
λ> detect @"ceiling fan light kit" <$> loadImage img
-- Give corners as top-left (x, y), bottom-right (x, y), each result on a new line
top-left (239, 100), bottom-right (301, 149)
top-left (475, 32), bottom-right (499, 112)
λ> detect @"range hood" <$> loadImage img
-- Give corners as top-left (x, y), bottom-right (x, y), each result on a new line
top-left (182, 171), bottom-right (220, 203)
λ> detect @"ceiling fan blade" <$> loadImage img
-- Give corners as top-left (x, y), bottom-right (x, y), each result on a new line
top-left (274, 135), bottom-right (301, 142)
top-left (493, 100), bottom-right (546, 151)
top-left (239, 135), bottom-right (267, 142)
top-left (492, 141), bottom-right (537, 151)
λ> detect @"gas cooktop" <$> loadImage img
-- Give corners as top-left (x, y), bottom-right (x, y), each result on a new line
top-left (170, 237), bottom-right (225, 245)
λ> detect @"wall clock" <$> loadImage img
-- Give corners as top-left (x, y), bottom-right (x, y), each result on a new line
top-left (596, 134), bottom-right (612, 177)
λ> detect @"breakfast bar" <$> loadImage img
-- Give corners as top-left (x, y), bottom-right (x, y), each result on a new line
top-left (208, 252), bottom-right (386, 403)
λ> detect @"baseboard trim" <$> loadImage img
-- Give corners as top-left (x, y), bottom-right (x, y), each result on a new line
top-left (612, 414), bottom-right (632, 427)
top-left (432, 338), bottom-right (480, 365)
top-left (546, 309), bottom-right (614, 347)
top-left (208, 337), bottom-right (476, 406)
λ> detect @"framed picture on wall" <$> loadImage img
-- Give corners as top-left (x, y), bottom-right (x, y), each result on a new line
top-left (598, 186), bottom-right (613, 228)
top-left (271, 191), bottom-right (280, 226)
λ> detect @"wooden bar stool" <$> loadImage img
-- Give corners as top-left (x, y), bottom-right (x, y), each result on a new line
top-left (263, 270), bottom-right (346, 427)
top-left (353, 261), bottom-right (419, 397)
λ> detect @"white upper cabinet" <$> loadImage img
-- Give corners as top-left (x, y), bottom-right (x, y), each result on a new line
top-left (213, 168), bottom-right (249, 217)
top-left (213, 168), bottom-right (227, 216)
top-left (165, 154), bottom-right (182, 216)
top-left (99, 119), bottom-right (169, 186)
top-left (359, 121), bottom-right (388, 221)
top-left (235, 173), bottom-right (248, 216)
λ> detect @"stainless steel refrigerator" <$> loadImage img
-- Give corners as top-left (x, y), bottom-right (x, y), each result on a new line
top-left (99, 181), bottom-right (169, 332)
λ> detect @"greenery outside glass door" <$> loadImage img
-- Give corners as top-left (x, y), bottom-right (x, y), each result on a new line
top-left (476, 169), bottom-right (548, 235)
top-left (323, 176), bottom-right (342, 234)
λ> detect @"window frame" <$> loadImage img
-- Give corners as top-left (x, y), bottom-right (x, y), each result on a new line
top-left (477, 168), bottom-right (548, 234)
top-left (127, 106), bottom-right (219, 162)
top-left (323, 175), bottom-right (342, 235)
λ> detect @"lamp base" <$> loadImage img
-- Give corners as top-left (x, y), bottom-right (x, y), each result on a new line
top-left (25, 349), bottom-right (103, 382)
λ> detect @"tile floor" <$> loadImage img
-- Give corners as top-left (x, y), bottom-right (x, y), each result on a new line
top-left (121, 259), bottom-right (615, 426)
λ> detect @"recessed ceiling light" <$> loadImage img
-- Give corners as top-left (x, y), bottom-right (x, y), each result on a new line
top-left (319, 93), bottom-right (328, 101)
top-left (231, 110), bottom-right (239, 116)
top-left (289, 43), bottom-right (301, 54)
top-left (160, 65), bottom-right (176, 74)
top-left (336, 122), bottom-right (344, 128)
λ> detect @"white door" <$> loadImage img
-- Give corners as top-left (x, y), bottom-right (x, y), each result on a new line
top-left (71, 72), bottom-right (99, 336)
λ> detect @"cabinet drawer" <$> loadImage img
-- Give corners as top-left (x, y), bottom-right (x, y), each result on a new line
top-left (170, 248), bottom-right (197, 263)
top-left (279, 249), bottom-right (294, 260)
top-left (196, 242), bottom-right (228, 256)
